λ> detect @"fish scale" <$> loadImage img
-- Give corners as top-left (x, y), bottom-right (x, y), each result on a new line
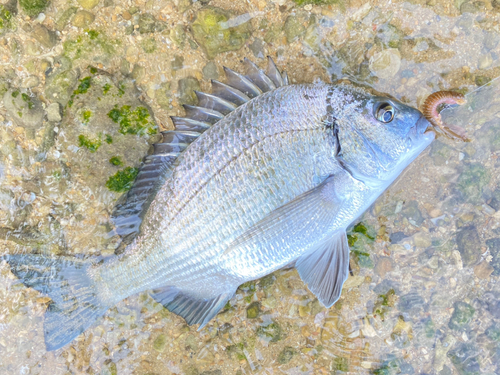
top-left (3, 58), bottom-right (435, 351)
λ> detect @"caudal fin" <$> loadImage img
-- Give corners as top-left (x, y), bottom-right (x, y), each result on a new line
top-left (3, 254), bottom-right (108, 351)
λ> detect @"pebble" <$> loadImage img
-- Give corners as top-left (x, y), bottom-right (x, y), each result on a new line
top-left (21, 76), bottom-right (40, 88)
top-left (455, 226), bottom-right (481, 266)
top-left (374, 257), bottom-right (394, 277)
top-left (369, 49), bottom-right (401, 79)
top-left (77, 0), bottom-right (99, 10)
top-left (122, 10), bottom-right (131, 20)
top-left (72, 10), bottom-right (95, 28)
top-left (202, 61), bottom-right (219, 80)
top-left (473, 261), bottom-right (494, 279)
top-left (448, 301), bottom-right (475, 330)
top-left (478, 53), bottom-right (493, 70)
top-left (47, 103), bottom-right (62, 122)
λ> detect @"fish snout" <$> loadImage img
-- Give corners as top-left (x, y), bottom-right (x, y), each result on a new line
top-left (416, 115), bottom-right (433, 135)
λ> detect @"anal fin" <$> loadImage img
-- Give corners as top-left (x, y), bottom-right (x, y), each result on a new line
top-left (150, 286), bottom-right (235, 328)
top-left (296, 231), bottom-right (350, 308)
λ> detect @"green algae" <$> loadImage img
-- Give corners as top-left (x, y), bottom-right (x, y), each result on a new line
top-left (449, 301), bottom-right (475, 331)
top-left (0, 5), bottom-right (13, 34)
top-left (78, 134), bottom-right (102, 152)
top-left (106, 167), bottom-right (139, 192)
top-left (105, 134), bottom-right (113, 144)
top-left (19, 0), bottom-right (49, 17)
top-left (82, 109), bottom-right (92, 124)
top-left (109, 156), bottom-right (123, 166)
top-left (102, 83), bottom-right (112, 95)
top-left (153, 333), bottom-right (167, 352)
top-left (74, 76), bottom-right (92, 95)
top-left (456, 163), bottom-right (490, 203)
top-left (348, 222), bottom-right (376, 268)
top-left (246, 302), bottom-right (261, 319)
top-left (373, 288), bottom-right (397, 319)
top-left (87, 29), bottom-right (99, 40)
top-left (63, 30), bottom-right (118, 61)
top-left (107, 105), bottom-right (156, 135)
top-left (141, 37), bottom-right (157, 53)
top-left (11, 90), bottom-right (19, 98)
top-left (277, 346), bottom-right (296, 364)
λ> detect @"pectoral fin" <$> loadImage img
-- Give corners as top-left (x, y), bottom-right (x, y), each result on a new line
top-left (296, 231), bottom-right (350, 307)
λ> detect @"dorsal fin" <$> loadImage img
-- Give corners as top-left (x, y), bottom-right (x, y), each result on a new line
top-left (110, 57), bottom-right (289, 253)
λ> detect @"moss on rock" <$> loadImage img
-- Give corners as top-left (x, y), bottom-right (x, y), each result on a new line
top-left (19, 0), bottom-right (49, 17)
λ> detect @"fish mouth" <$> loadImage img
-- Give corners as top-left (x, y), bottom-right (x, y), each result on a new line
top-left (416, 115), bottom-right (433, 135)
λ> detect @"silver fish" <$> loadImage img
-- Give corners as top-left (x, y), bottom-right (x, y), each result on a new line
top-left (3, 58), bottom-right (435, 351)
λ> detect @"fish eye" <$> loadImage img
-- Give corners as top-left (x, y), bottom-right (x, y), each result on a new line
top-left (375, 103), bottom-right (395, 123)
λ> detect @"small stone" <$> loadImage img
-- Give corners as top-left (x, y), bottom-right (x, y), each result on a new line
top-left (485, 238), bottom-right (500, 276)
top-left (461, 1), bottom-right (481, 13)
top-left (455, 226), bottom-right (481, 267)
top-left (448, 301), bottom-right (475, 331)
top-left (342, 275), bottom-right (364, 289)
top-left (374, 257), bottom-right (394, 277)
top-left (21, 76), bottom-right (40, 88)
top-left (191, 7), bottom-right (252, 59)
top-left (77, 0), bottom-right (99, 10)
top-left (45, 68), bottom-right (79, 106)
top-left (256, 321), bottom-right (281, 342)
top-left (474, 261), bottom-right (493, 279)
top-left (284, 15), bottom-right (305, 43)
top-left (202, 61), bottom-right (219, 80)
top-left (138, 13), bottom-right (165, 34)
top-left (177, 76), bottom-right (200, 106)
top-left (171, 55), bottom-right (184, 71)
top-left (298, 302), bottom-right (311, 317)
top-left (433, 334), bottom-right (456, 372)
top-left (19, 0), bottom-right (49, 17)
top-left (72, 10), bottom-right (95, 28)
top-left (369, 49), bottom-right (401, 79)
top-left (478, 53), bottom-right (493, 70)
top-left (122, 10), bottom-right (131, 20)
top-left (456, 163), bottom-right (490, 203)
top-left (177, 0), bottom-right (192, 13)
top-left (153, 333), bottom-right (167, 352)
top-left (401, 200), bottom-right (424, 226)
top-left (131, 64), bottom-right (145, 82)
top-left (277, 346), bottom-right (296, 364)
top-left (32, 24), bottom-right (56, 48)
top-left (248, 38), bottom-right (265, 59)
top-left (398, 292), bottom-right (425, 315)
top-left (246, 302), bottom-right (260, 319)
top-left (56, 6), bottom-right (78, 30)
top-left (484, 31), bottom-right (500, 50)
top-left (412, 232), bottom-right (432, 248)
top-left (47, 102), bottom-right (62, 122)
top-left (447, 343), bottom-right (480, 374)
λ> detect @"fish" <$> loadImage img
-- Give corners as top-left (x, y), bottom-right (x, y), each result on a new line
top-left (2, 57), bottom-right (436, 351)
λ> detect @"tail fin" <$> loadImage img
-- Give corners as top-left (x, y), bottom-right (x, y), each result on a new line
top-left (3, 254), bottom-right (109, 351)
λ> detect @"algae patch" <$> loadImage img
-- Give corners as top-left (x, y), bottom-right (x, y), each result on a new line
top-left (78, 134), bottom-right (102, 152)
top-left (106, 167), bottom-right (139, 192)
top-left (107, 105), bottom-right (156, 135)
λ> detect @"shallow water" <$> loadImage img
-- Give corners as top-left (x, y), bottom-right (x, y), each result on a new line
top-left (0, 0), bottom-right (500, 374)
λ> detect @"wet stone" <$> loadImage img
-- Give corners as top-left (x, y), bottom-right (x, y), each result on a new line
top-left (45, 68), bottom-right (79, 106)
top-left (171, 55), bottom-right (184, 71)
top-left (56, 6), bottom-right (78, 30)
top-left (77, 0), bottom-right (99, 10)
top-left (478, 53), bottom-right (493, 70)
top-left (46, 102), bottom-right (62, 122)
top-left (484, 31), bottom-right (500, 50)
top-left (284, 15), bottom-right (305, 43)
top-left (475, 75), bottom-right (491, 87)
top-left (430, 140), bottom-right (454, 166)
top-left (455, 226), bottom-right (481, 267)
top-left (246, 302), bottom-right (261, 319)
top-left (257, 321), bottom-right (282, 342)
top-left (249, 38), bottom-right (265, 59)
top-left (456, 163), bottom-right (490, 204)
top-left (369, 49), bottom-right (401, 79)
top-left (153, 333), bottom-right (167, 352)
top-left (448, 301), bottom-right (475, 331)
top-left (72, 10), bottom-right (95, 28)
top-left (485, 238), bottom-right (500, 276)
top-left (32, 24), bottom-right (56, 48)
top-left (390, 231), bottom-right (406, 243)
top-left (374, 256), bottom-right (394, 278)
top-left (191, 7), bottom-right (252, 59)
top-left (398, 292), bottom-right (425, 315)
top-left (447, 343), bottom-right (480, 375)
top-left (3, 89), bottom-right (45, 129)
top-left (178, 76), bottom-right (200, 106)
top-left (138, 13), bottom-right (165, 34)
top-left (277, 346), bottom-right (296, 364)
top-left (202, 61), bottom-right (219, 80)
top-left (401, 200), bottom-right (424, 226)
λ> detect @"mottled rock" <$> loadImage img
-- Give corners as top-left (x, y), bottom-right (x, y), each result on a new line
top-left (46, 102), bottom-right (62, 122)
top-left (19, 0), bottom-right (49, 17)
top-left (131, 64), bottom-right (145, 82)
top-left (248, 38), bottom-right (265, 59)
top-left (45, 68), bottom-right (79, 106)
top-left (401, 200), bottom-right (424, 226)
top-left (448, 301), bottom-right (475, 330)
top-left (202, 61), bottom-right (219, 80)
top-left (369, 49), bottom-right (401, 79)
top-left (56, 6), bottom-right (78, 30)
top-left (473, 261), bottom-right (493, 279)
top-left (277, 346), bottom-right (296, 364)
top-left (177, 76), bottom-right (200, 106)
top-left (485, 237), bottom-right (500, 276)
top-left (447, 343), bottom-right (480, 375)
top-left (32, 24), bottom-right (56, 48)
top-left (374, 256), bottom-right (394, 277)
top-left (21, 75), bottom-right (40, 89)
top-left (138, 13), bottom-right (165, 34)
top-left (77, 0), bottom-right (99, 10)
top-left (455, 226), bottom-right (481, 267)
top-left (153, 333), bottom-right (167, 352)
top-left (256, 321), bottom-right (281, 342)
top-left (171, 55), bottom-right (184, 71)
top-left (72, 10), bottom-right (95, 28)
top-left (191, 7), bottom-right (252, 59)
top-left (398, 292), bottom-right (425, 315)
top-left (3, 89), bottom-right (44, 129)
top-left (456, 163), bottom-right (490, 203)
top-left (246, 302), bottom-right (260, 319)
top-left (430, 140), bottom-right (454, 166)
top-left (412, 232), bottom-right (432, 248)
top-left (284, 15), bottom-right (305, 43)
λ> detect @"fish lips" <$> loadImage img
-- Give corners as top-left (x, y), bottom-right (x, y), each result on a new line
top-left (415, 115), bottom-right (436, 142)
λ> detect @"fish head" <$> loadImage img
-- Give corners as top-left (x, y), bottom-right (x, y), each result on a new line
top-left (330, 84), bottom-right (435, 186)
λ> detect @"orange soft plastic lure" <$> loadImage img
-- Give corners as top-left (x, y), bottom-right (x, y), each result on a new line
top-left (422, 91), bottom-right (470, 142)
